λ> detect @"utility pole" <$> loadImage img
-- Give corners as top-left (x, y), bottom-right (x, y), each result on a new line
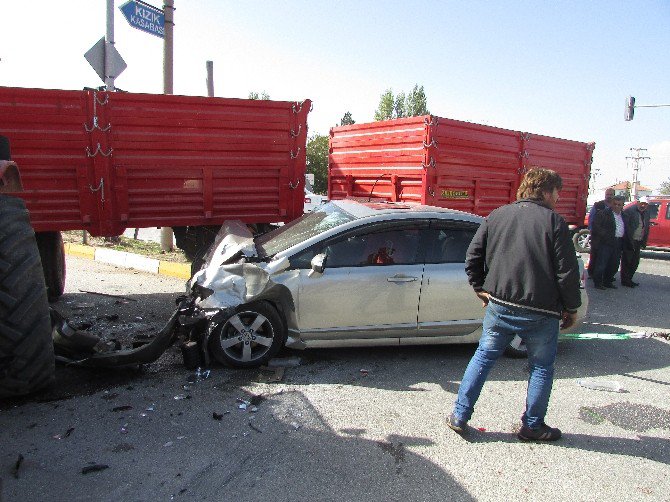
top-left (626, 148), bottom-right (651, 200)
top-left (160, 0), bottom-right (175, 251)
top-left (105, 0), bottom-right (116, 90)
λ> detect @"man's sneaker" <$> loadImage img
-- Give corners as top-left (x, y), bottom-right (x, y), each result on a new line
top-left (517, 423), bottom-right (562, 441)
top-left (446, 413), bottom-right (468, 434)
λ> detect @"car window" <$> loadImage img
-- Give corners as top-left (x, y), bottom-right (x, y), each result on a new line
top-left (648, 203), bottom-right (660, 220)
top-left (255, 203), bottom-right (356, 258)
top-left (289, 224), bottom-right (425, 269)
top-left (665, 203), bottom-right (670, 220)
top-left (425, 225), bottom-right (478, 264)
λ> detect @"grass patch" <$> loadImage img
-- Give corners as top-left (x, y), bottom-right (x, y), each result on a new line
top-left (62, 230), bottom-right (189, 263)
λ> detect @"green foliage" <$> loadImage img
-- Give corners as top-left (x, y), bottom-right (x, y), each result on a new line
top-left (374, 84), bottom-right (429, 121)
top-left (340, 111), bottom-right (355, 126)
top-left (248, 91), bottom-right (270, 100)
top-left (306, 134), bottom-right (329, 194)
top-left (406, 84), bottom-right (429, 116)
top-left (373, 89), bottom-right (395, 121)
top-left (660, 178), bottom-right (670, 195)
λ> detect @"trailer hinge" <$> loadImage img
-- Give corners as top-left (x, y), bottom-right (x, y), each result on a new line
top-left (427, 187), bottom-right (435, 198)
top-left (290, 148), bottom-right (301, 159)
top-left (84, 116), bottom-right (111, 132)
top-left (89, 178), bottom-right (105, 204)
top-left (520, 132), bottom-right (531, 141)
top-left (424, 116), bottom-right (438, 127)
top-left (421, 157), bottom-right (436, 169)
top-left (423, 138), bottom-right (437, 148)
top-left (86, 143), bottom-right (113, 157)
top-left (288, 178), bottom-right (301, 189)
top-left (518, 150), bottom-right (529, 159)
top-left (291, 125), bottom-right (302, 138)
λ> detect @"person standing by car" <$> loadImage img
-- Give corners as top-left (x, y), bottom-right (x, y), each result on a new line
top-left (446, 168), bottom-right (581, 441)
top-left (591, 196), bottom-right (625, 290)
top-left (620, 196), bottom-right (651, 287)
top-left (587, 188), bottom-right (615, 277)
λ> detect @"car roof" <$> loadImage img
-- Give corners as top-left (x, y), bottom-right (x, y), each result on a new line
top-left (332, 198), bottom-right (483, 223)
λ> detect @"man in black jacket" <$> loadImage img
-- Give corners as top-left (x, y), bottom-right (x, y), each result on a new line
top-left (621, 197), bottom-right (651, 287)
top-left (591, 196), bottom-right (625, 289)
top-left (446, 168), bottom-right (581, 442)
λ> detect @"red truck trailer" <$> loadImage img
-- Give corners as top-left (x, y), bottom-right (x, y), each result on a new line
top-left (0, 86), bottom-right (311, 298)
top-left (329, 115), bottom-right (594, 225)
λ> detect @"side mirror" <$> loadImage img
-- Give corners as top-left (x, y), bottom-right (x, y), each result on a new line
top-left (308, 253), bottom-right (326, 277)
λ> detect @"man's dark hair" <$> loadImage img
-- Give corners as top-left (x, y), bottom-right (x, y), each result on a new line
top-left (516, 168), bottom-right (563, 201)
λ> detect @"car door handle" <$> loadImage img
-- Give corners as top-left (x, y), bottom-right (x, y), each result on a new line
top-left (649, 222), bottom-right (658, 226)
top-left (387, 275), bottom-right (418, 283)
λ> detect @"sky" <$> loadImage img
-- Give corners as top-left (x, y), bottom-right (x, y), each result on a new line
top-left (2, 0), bottom-right (668, 196)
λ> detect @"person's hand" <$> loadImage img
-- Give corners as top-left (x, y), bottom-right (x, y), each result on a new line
top-left (560, 311), bottom-right (577, 330)
top-left (475, 291), bottom-right (490, 307)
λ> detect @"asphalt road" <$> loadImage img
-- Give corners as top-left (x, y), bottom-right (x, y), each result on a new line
top-left (1, 255), bottom-right (669, 501)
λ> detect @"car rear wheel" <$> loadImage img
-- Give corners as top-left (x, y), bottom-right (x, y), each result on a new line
top-left (504, 335), bottom-right (528, 358)
top-left (209, 301), bottom-right (286, 368)
top-left (573, 229), bottom-right (591, 253)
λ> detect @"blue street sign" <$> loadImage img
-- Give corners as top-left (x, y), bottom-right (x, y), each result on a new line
top-left (119, 0), bottom-right (164, 39)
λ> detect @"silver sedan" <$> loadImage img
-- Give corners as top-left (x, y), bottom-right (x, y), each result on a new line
top-left (189, 200), bottom-right (587, 367)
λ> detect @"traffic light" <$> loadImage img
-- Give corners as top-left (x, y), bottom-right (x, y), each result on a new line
top-left (625, 96), bottom-right (635, 121)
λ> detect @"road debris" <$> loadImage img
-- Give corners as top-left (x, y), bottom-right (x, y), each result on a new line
top-left (577, 378), bottom-right (625, 393)
top-left (79, 290), bottom-right (137, 302)
top-left (360, 369), bottom-right (370, 376)
top-left (248, 421), bottom-right (263, 433)
top-left (53, 427), bottom-right (75, 440)
top-left (111, 405), bottom-right (133, 412)
top-left (12, 454), bottom-right (24, 479)
top-left (81, 464), bottom-right (109, 474)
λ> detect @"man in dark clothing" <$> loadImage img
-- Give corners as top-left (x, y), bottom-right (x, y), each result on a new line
top-left (446, 168), bottom-right (581, 442)
top-left (591, 196), bottom-right (625, 290)
top-left (587, 188), bottom-right (615, 276)
top-left (621, 197), bottom-right (651, 287)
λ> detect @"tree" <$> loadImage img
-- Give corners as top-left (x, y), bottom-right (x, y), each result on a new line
top-left (373, 89), bottom-right (395, 121)
top-left (660, 178), bottom-right (670, 195)
top-left (248, 91), bottom-right (270, 100)
top-left (406, 84), bottom-right (429, 116)
top-left (373, 84), bottom-right (429, 121)
top-left (306, 134), bottom-right (329, 194)
top-left (340, 111), bottom-right (355, 126)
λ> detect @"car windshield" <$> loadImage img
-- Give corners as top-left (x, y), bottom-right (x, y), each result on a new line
top-left (255, 202), bottom-right (357, 258)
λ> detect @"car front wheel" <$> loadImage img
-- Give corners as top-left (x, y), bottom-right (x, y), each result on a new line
top-left (209, 302), bottom-right (286, 368)
top-left (573, 229), bottom-right (591, 253)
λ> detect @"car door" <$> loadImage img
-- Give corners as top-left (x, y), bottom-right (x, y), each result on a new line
top-left (294, 221), bottom-right (427, 341)
top-left (647, 201), bottom-right (670, 248)
top-left (416, 220), bottom-right (483, 337)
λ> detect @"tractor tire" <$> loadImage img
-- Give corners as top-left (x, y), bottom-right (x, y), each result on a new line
top-left (0, 194), bottom-right (55, 398)
top-left (36, 231), bottom-right (66, 301)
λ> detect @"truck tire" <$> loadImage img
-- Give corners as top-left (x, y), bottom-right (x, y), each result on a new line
top-left (36, 231), bottom-right (66, 301)
top-left (0, 195), bottom-right (55, 398)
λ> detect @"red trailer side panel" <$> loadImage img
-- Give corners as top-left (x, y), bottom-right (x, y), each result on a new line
top-left (329, 115), bottom-right (593, 225)
top-left (0, 86), bottom-right (310, 236)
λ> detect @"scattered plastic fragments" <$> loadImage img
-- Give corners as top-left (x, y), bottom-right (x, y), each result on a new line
top-left (476, 427), bottom-right (487, 432)
top-left (290, 422), bottom-right (301, 430)
top-left (577, 379), bottom-right (625, 393)
top-left (174, 394), bottom-right (191, 401)
top-left (120, 424), bottom-right (129, 434)
top-left (12, 454), bottom-right (24, 479)
top-left (164, 441), bottom-right (174, 447)
top-left (82, 464), bottom-right (109, 474)
top-left (248, 421), bottom-right (263, 433)
top-left (187, 368), bottom-right (211, 383)
top-left (53, 427), bottom-right (75, 440)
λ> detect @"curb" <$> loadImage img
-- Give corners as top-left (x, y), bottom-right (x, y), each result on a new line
top-left (64, 243), bottom-right (191, 280)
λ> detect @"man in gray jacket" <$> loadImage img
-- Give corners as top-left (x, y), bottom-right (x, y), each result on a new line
top-left (447, 168), bottom-right (581, 441)
top-left (621, 197), bottom-right (651, 287)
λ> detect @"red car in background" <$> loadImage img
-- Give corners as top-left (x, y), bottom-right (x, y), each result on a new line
top-left (574, 196), bottom-right (670, 253)
top-left (633, 196), bottom-right (670, 250)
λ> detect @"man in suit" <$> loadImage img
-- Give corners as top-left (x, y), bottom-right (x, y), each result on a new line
top-left (587, 188), bottom-right (615, 277)
top-left (591, 195), bottom-right (625, 290)
top-left (621, 196), bottom-right (651, 287)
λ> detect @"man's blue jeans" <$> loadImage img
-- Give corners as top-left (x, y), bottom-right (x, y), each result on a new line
top-left (453, 301), bottom-right (560, 429)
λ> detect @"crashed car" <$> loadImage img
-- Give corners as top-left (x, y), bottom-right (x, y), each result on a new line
top-left (185, 199), bottom-right (588, 368)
